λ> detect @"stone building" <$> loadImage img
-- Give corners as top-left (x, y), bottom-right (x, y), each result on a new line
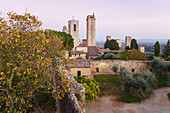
top-left (125, 36), bottom-right (132, 48)
top-left (67, 59), bottom-right (92, 78)
top-left (68, 19), bottom-right (80, 50)
top-left (115, 39), bottom-right (121, 47)
top-left (139, 46), bottom-right (145, 53)
top-left (70, 51), bottom-right (87, 59)
top-left (87, 13), bottom-right (96, 46)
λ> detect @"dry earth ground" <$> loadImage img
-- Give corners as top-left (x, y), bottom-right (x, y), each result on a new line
top-left (85, 87), bottom-right (170, 113)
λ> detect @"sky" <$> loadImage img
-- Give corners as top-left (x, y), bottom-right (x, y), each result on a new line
top-left (0, 0), bottom-right (170, 41)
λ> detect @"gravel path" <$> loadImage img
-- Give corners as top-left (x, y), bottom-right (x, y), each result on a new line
top-left (85, 87), bottom-right (170, 113)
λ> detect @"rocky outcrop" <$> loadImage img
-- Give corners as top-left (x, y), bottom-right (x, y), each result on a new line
top-left (60, 72), bottom-right (85, 113)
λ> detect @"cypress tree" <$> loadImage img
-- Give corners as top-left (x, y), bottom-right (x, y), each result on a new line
top-left (163, 40), bottom-right (170, 58)
top-left (154, 41), bottom-right (160, 57)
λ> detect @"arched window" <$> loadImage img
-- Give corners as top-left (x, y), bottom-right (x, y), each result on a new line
top-left (74, 24), bottom-right (76, 31)
top-left (96, 68), bottom-right (99, 72)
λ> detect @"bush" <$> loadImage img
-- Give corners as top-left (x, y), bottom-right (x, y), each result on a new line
top-left (77, 57), bottom-right (83, 59)
top-left (120, 49), bottom-right (147, 60)
top-left (151, 57), bottom-right (169, 75)
top-left (74, 76), bottom-right (100, 103)
top-left (104, 53), bottom-right (115, 59)
top-left (121, 74), bottom-right (148, 96)
top-left (142, 70), bottom-right (157, 89)
top-left (120, 68), bottom-right (157, 96)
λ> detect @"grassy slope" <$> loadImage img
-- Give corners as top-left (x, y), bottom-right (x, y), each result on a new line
top-left (94, 74), bottom-right (169, 103)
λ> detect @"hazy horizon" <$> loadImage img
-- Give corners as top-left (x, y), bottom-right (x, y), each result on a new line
top-left (0, 0), bottom-right (170, 41)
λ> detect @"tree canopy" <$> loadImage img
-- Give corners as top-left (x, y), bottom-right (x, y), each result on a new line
top-left (120, 49), bottom-right (147, 60)
top-left (154, 41), bottom-right (160, 57)
top-left (104, 39), bottom-right (119, 50)
top-left (0, 12), bottom-right (71, 112)
top-left (44, 30), bottom-right (74, 52)
top-left (131, 39), bottom-right (138, 50)
top-left (163, 40), bottom-right (170, 59)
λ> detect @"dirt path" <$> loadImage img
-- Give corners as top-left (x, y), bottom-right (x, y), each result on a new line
top-left (85, 87), bottom-right (170, 113)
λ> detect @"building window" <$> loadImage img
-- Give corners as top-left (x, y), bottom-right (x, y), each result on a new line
top-left (132, 69), bottom-right (135, 72)
top-left (77, 71), bottom-right (81, 77)
top-left (96, 68), bottom-right (99, 72)
top-left (74, 24), bottom-right (76, 31)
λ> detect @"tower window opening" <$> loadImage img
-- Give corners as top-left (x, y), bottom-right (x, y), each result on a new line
top-left (74, 24), bottom-right (76, 31)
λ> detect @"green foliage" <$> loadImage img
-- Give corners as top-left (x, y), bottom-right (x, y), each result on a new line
top-left (163, 40), bottom-right (170, 58)
top-left (142, 70), bottom-right (157, 88)
top-left (76, 57), bottom-right (83, 59)
top-left (86, 52), bottom-right (89, 59)
top-left (154, 41), bottom-right (160, 57)
top-left (168, 93), bottom-right (170, 101)
top-left (121, 74), bottom-right (148, 95)
top-left (104, 39), bottom-right (119, 50)
top-left (94, 75), bottom-right (121, 96)
top-left (146, 52), bottom-right (155, 60)
top-left (120, 49), bottom-right (147, 60)
top-left (104, 53), bottom-right (115, 59)
top-left (74, 76), bottom-right (100, 103)
top-left (151, 57), bottom-right (169, 75)
top-left (44, 30), bottom-right (74, 51)
top-left (120, 69), bottom-right (157, 96)
top-left (167, 74), bottom-right (170, 86)
top-left (117, 91), bottom-right (152, 103)
top-left (112, 65), bottom-right (118, 73)
top-left (131, 39), bottom-right (138, 50)
top-left (0, 12), bottom-right (71, 112)
top-left (125, 46), bottom-right (130, 50)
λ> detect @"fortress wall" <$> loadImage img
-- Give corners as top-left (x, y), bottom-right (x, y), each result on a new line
top-left (91, 60), bottom-right (151, 75)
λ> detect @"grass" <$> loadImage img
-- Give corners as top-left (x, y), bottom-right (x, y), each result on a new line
top-left (157, 75), bottom-right (170, 88)
top-left (116, 91), bottom-right (153, 103)
top-left (94, 74), bottom-right (169, 103)
top-left (94, 75), bottom-right (121, 96)
top-left (168, 94), bottom-right (170, 101)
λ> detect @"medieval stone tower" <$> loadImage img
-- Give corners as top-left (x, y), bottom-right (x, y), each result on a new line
top-left (68, 19), bottom-right (80, 50)
top-left (86, 13), bottom-right (96, 46)
top-left (125, 36), bottom-right (132, 48)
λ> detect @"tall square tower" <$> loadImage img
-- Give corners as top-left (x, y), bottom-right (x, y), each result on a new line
top-left (125, 36), bottom-right (132, 48)
top-left (86, 13), bottom-right (96, 46)
top-left (68, 19), bottom-right (80, 50)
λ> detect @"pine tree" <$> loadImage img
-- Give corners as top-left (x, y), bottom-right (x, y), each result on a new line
top-left (131, 39), bottom-right (138, 50)
top-left (154, 41), bottom-right (160, 57)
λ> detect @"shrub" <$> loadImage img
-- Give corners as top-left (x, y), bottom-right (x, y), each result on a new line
top-left (121, 74), bottom-right (148, 96)
top-left (120, 68), bottom-right (157, 96)
top-left (120, 49), bottom-right (147, 60)
top-left (74, 76), bottom-right (100, 103)
top-left (151, 57), bottom-right (169, 75)
top-left (104, 53), bottom-right (115, 59)
top-left (77, 57), bottom-right (83, 59)
top-left (142, 70), bottom-right (157, 88)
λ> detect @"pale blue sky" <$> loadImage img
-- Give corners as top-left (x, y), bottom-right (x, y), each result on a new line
top-left (0, 0), bottom-right (170, 41)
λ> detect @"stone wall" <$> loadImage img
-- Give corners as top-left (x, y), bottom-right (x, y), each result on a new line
top-left (69, 68), bottom-right (91, 77)
top-left (91, 60), bottom-right (151, 75)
